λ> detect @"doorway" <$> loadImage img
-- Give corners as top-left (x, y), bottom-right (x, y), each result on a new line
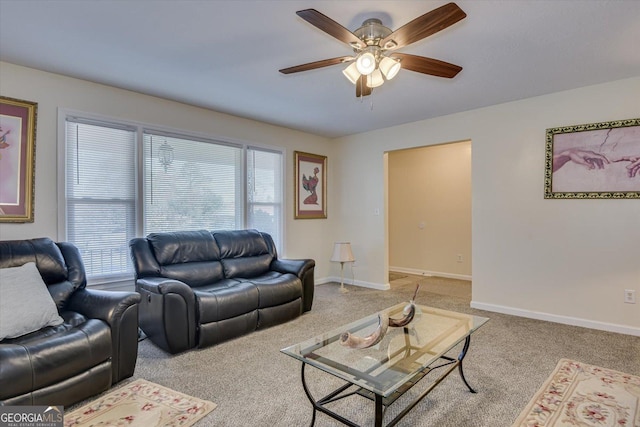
top-left (386, 140), bottom-right (472, 289)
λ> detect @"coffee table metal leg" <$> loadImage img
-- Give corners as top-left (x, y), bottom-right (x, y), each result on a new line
top-left (457, 336), bottom-right (477, 393)
top-left (301, 363), bottom-right (360, 427)
top-left (374, 394), bottom-right (384, 427)
top-left (301, 363), bottom-right (317, 426)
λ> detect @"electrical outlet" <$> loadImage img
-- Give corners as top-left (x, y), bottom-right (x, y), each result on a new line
top-left (456, 254), bottom-right (463, 263)
top-left (624, 289), bottom-right (636, 304)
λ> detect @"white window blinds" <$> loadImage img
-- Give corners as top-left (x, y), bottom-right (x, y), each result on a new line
top-left (65, 119), bottom-right (136, 278)
top-left (143, 132), bottom-right (243, 234)
top-left (247, 147), bottom-right (283, 251)
top-left (62, 113), bottom-right (285, 281)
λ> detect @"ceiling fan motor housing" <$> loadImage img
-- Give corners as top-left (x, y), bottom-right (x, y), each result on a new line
top-left (354, 18), bottom-right (393, 48)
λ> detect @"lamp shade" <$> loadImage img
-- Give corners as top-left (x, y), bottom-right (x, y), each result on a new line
top-left (379, 56), bottom-right (401, 80)
top-left (366, 69), bottom-right (384, 88)
top-left (356, 51), bottom-right (376, 75)
top-left (342, 62), bottom-right (360, 85)
top-left (330, 242), bottom-right (355, 263)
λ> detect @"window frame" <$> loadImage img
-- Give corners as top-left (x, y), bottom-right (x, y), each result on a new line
top-left (57, 108), bottom-right (286, 286)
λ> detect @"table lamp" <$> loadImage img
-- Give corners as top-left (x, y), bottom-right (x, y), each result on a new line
top-left (330, 242), bottom-right (355, 293)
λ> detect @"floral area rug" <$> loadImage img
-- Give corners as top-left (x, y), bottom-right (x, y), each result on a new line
top-left (64, 379), bottom-right (217, 427)
top-left (513, 358), bottom-right (640, 426)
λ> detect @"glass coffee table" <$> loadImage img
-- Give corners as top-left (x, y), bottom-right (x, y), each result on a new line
top-left (281, 303), bottom-right (489, 427)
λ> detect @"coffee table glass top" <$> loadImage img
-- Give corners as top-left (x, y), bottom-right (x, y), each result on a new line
top-left (281, 304), bottom-right (489, 397)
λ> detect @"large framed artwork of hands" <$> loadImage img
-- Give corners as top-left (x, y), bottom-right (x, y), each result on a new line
top-left (0, 96), bottom-right (38, 222)
top-left (544, 118), bottom-right (640, 199)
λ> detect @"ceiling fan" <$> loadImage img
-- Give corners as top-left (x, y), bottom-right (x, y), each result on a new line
top-left (279, 2), bottom-right (467, 97)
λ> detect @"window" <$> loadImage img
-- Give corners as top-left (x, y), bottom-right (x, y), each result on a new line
top-left (143, 132), bottom-right (242, 234)
top-left (62, 113), bottom-right (283, 282)
top-left (247, 148), bottom-right (283, 246)
top-left (64, 119), bottom-right (136, 279)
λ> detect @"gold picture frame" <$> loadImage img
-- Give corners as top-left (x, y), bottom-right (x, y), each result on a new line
top-left (294, 151), bottom-right (327, 219)
top-left (0, 96), bottom-right (38, 222)
top-left (544, 118), bottom-right (640, 199)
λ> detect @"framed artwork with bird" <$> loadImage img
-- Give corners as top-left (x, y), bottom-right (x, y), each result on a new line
top-left (294, 151), bottom-right (327, 219)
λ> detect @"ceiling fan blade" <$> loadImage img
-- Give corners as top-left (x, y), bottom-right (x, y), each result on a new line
top-left (355, 76), bottom-right (372, 97)
top-left (279, 56), bottom-right (354, 74)
top-left (297, 9), bottom-right (365, 49)
top-left (393, 53), bottom-right (462, 78)
top-left (380, 2), bottom-right (466, 50)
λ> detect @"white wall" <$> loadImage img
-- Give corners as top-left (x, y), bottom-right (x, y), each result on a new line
top-left (335, 76), bottom-right (640, 335)
top-left (0, 62), bottom-right (337, 279)
top-left (388, 142), bottom-right (472, 279)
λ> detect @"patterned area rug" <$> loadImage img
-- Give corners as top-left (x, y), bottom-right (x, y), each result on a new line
top-left (513, 358), bottom-right (640, 426)
top-left (64, 379), bottom-right (217, 427)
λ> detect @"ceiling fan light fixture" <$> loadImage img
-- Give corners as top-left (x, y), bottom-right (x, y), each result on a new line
top-left (356, 50), bottom-right (376, 75)
top-left (366, 69), bottom-right (384, 88)
top-left (380, 56), bottom-right (401, 80)
top-left (342, 62), bottom-right (361, 85)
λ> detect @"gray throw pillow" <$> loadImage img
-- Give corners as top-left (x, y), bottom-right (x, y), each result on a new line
top-left (0, 262), bottom-right (64, 340)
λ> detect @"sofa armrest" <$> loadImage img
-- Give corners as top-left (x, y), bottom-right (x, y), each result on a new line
top-left (67, 288), bottom-right (140, 383)
top-left (271, 258), bottom-right (315, 277)
top-left (135, 277), bottom-right (197, 354)
top-left (271, 259), bottom-right (315, 312)
top-left (137, 277), bottom-right (195, 298)
top-left (68, 288), bottom-right (140, 325)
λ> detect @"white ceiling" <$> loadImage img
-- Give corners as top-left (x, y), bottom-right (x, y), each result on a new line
top-left (1, 1), bottom-right (639, 138)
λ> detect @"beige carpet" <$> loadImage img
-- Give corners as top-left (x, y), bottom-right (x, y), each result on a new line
top-left (65, 282), bottom-right (639, 426)
top-left (512, 358), bottom-right (640, 426)
top-left (389, 272), bottom-right (472, 300)
top-left (388, 272), bottom-right (408, 282)
top-left (63, 379), bottom-right (217, 427)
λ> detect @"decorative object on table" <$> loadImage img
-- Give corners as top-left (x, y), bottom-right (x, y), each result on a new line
top-left (512, 358), bottom-right (640, 427)
top-left (63, 379), bottom-right (217, 427)
top-left (0, 96), bottom-right (38, 222)
top-left (388, 283), bottom-right (420, 327)
top-left (544, 117), bottom-right (640, 199)
top-left (330, 241), bottom-right (355, 293)
top-left (339, 312), bottom-right (390, 349)
top-left (339, 283), bottom-right (420, 349)
top-left (294, 151), bottom-right (327, 219)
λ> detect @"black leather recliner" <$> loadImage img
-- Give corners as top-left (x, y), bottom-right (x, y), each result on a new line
top-left (0, 238), bottom-right (141, 406)
top-left (129, 229), bottom-right (315, 354)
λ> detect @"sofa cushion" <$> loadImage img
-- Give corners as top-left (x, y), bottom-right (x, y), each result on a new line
top-left (0, 262), bottom-right (64, 340)
top-left (249, 272), bottom-right (303, 308)
top-left (0, 312), bottom-right (111, 400)
top-left (221, 254), bottom-right (273, 279)
top-left (0, 238), bottom-right (68, 284)
top-left (149, 230), bottom-right (220, 265)
top-left (214, 229), bottom-right (269, 258)
top-left (160, 261), bottom-right (224, 288)
top-left (195, 281), bottom-right (259, 324)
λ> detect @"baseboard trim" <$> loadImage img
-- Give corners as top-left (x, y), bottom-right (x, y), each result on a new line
top-left (389, 266), bottom-right (472, 281)
top-left (317, 276), bottom-right (390, 291)
top-left (471, 301), bottom-right (640, 337)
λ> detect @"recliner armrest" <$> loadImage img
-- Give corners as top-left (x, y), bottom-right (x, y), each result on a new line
top-left (271, 258), bottom-right (315, 312)
top-left (271, 258), bottom-right (315, 278)
top-left (135, 277), bottom-right (197, 354)
top-left (67, 288), bottom-right (140, 327)
top-left (67, 288), bottom-right (141, 383)
top-left (136, 277), bottom-right (196, 303)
